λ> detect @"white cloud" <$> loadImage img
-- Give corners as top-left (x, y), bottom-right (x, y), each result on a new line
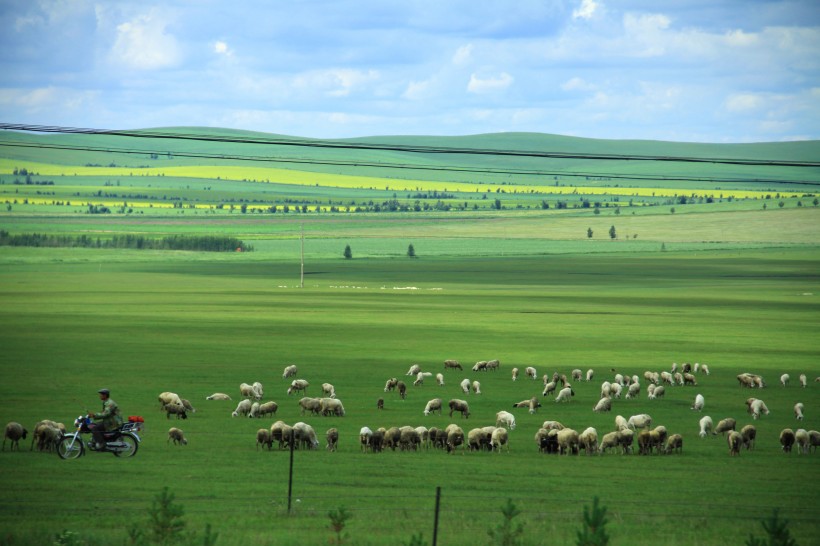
top-left (725, 93), bottom-right (764, 112)
top-left (214, 40), bottom-right (231, 56)
top-left (453, 44), bottom-right (473, 65)
top-left (110, 10), bottom-right (181, 70)
top-left (724, 29), bottom-right (757, 47)
top-left (562, 77), bottom-right (594, 92)
top-left (402, 79), bottom-right (432, 100)
top-left (0, 86), bottom-right (99, 114)
top-left (467, 72), bottom-right (513, 94)
top-left (293, 69), bottom-right (380, 97)
top-left (573, 0), bottom-right (600, 20)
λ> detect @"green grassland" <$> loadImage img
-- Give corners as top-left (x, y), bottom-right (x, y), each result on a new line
top-left (0, 129), bottom-right (819, 545)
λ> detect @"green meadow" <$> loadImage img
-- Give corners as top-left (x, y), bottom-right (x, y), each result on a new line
top-left (0, 129), bottom-right (819, 545)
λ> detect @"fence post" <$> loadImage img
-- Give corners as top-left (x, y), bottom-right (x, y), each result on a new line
top-left (287, 428), bottom-right (295, 514)
top-left (432, 486), bottom-right (441, 546)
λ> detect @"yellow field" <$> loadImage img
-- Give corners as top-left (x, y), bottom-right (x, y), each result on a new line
top-left (0, 158), bottom-right (805, 200)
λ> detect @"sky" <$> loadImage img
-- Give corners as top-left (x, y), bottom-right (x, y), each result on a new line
top-left (1, 0), bottom-right (819, 143)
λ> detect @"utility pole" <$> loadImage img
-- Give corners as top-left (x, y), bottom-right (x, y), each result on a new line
top-left (300, 224), bottom-right (304, 288)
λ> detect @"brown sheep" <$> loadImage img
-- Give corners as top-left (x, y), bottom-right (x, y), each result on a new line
top-left (326, 428), bottom-right (339, 452)
top-left (448, 399), bottom-right (470, 419)
top-left (168, 427), bottom-right (188, 446)
top-left (3, 422), bottom-right (28, 451)
top-left (741, 424), bottom-right (756, 450)
top-left (727, 431), bottom-right (742, 456)
top-left (780, 428), bottom-right (796, 453)
top-left (444, 359), bottom-right (462, 370)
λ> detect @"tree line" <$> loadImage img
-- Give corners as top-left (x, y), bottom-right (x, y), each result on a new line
top-left (0, 230), bottom-right (252, 252)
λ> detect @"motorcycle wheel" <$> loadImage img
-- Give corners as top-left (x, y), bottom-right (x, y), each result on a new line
top-left (113, 433), bottom-right (139, 457)
top-left (57, 435), bottom-right (84, 459)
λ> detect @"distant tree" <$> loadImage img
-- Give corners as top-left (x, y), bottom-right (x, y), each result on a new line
top-left (614, 207), bottom-right (620, 215)
top-left (407, 244), bottom-right (416, 258)
top-left (240, 203), bottom-right (248, 214)
top-left (670, 207), bottom-right (676, 214)
top-left (494, 198), bottom-right (502, 210)
top-left (609, 225), bottom-right (616, 240)
top-left (813, 198), bottom-right (819, 207)
top-left (593, 208), bottom-right (600, 215)
top-left (778, 201), bottom-right (785, 208)
top-left (343, 245), bottom-right (352, 259)
top-left (587, 228), bottom-right (593, 239)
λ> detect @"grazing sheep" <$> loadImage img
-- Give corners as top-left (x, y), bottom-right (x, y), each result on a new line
top-left (780, 373), bottom-right (790, 387)
top-left (369, 430), bottom-right (384, 453)
top-left (609, 383), bottom-right (622, 398)
top-left (809, 430), bottom-right (820, 453)
top-left (321, 383), bottom-right (336, 398)
top-left (180, 399), bottom-right (196, 414)
top-left (593, 397), bottom-right (612, 413)
top-left (644, 371), bottom-right (659, 385)
top-left (579, 427), bottom-right (598, 455)
top-left (448, 399), bottom-right (470, 419)
top-left (691, 394), bottom-right (705, 412)
top-left (741, 424), bottom-right (756, 450)
top-left (30, 420), bottom-right (65, 451)
top-left (701, 364), bottom-right (710, 375)
top-left (525, 366), bottom-right (537, 380)
top-left (326, 428), bottom-right (339, 452)
top-left (414, 371), bottom-right (433, 387)
top-left (647, 384), bottom-right (656, 399)
top-left (231, 399), bottom-right (252, 417)
top-left (3, 422), bottom-right (27, 451)
top-left (298, 397), bottom-right (323, 416)
top-left (555, 386), bottom-right (574, 403)
top-left (471, 380), bottom-right (482, 395)
top-left (626, 382), bottom-right (641, 399)
top-left (424, 398), bottom-right (443, 416)
top-left (542, 420), bottom-right (565, 431)
top-left (571, 369), bottom-right (583, 382)
top-left (542, 381), bottom-right (557, 397)
top-left (556, 428), bottom-right (580, 456)
top-left (406, 364), bottom-right (421, 376)
top-left (586, 369), bottom-right (594, 382)
top-left (628, 414), bottom-right (652, 430)
top-left (600, 381), bottom-right (612, 399)
top-left (168, 427), bottom-right (188, 446)
top-left (163, 403), bottom-right (188, 420)
top-left (255, 401), bottom-right (278, 418)
top-left (444, 359), bottom-right (462, 370)
top-left (699, 416), bottom-right (713, 438)
top-left (496, 411), bottom-right (516, 430)
top-left (436, 373), bottom-right (445, 386)
top-left (617, 429), bottom-right (635, 454)
top-left (256, 428), bottom-right (271, 450)
top-left (486, 359), bottom-right (500, 372)
top-left (780, 428), bottom-right (796, 453)
top-left (384, 378), bottom-right (398, 392)
top-left (491, 427), bottom-right (509, 452)
top-left (240, 383), bottom-right (261, 400)
top-left (750, 399), bottom-right (770, 420)
top-left (467, 428), bottom-right (490, 451)
top-left (795, 403), bottom-right (804, 420)
top-left (693, 363), bottom-right (699, 374)
top-left (292, 422), bottom-right (320, 450)
top-left (598, 431), bottom-right (620, 454)
top-left (445, 424), bottom-right (465, 453)
top-left (248, 402), bottom-right (261, 418)
top-left (282, 364), bottom-right (298, 379)
top-left (535, 428), bottom-right (558, 454)
top-left (377, 398), bottom-right (384, 410)
top-left (649, 385), bottom-right (666, 400)
top-left (661, 371), bottom-right (674, 385)
top-left (683, 373), bottom-right (697, 386)
top-left (400, 427), bottom-right (422, 451)
top-left (415, 426), bottom-right (430, 449)
top-left (287, 379), bottom-right (309, 396)
top-left (727, 431), bottom-right (742, 456)
top-left (270, 421), bottom-right (293, 450)
top-left (359, 427), bottom-right (373, 452)
top-left (511, 367), bottom-right (519, 381)
top-left (664, 434), bottom-right (683, 454)
top-left (320, 398), bottom-right (345, 417)
top-left (472, 361), bottom-right (488, 372)
top-left (670, 362), bottom-right (678, 373)
top-left (397, 381), bottom-right (407, 400)
top-left (736, 373), bottom-right (756, 388)
top-left (713, 418), bottom-right (737, 436)
top-left (460, 378), bottom-right (471, 395)
top-left (158, 391), bottom-right (184, 410)
top-left (795, 429), bottom-right (810, 454)
top-left (206, 393), bottom-right (231, 401)
top-left (799, 374), bottom-right (807, 388)
top-left (252, 382), bottom-right (264, 398)
top-left (615, 415), bottom-right (629, 431)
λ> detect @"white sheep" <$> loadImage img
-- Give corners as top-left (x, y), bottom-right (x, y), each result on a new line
top-left (691, 394), bottom-right (705, 411)
top-left (471, 380), bottom-right (482, 395)
top-left (436, 373), bottom-right (445, 386)
top-left (728, 430), bottom-right (743, 456)
top-left (661, 371), bottom-right (674, 385)
top-left (572, 369), bottom-right (583, 382)
top-left (511, 367), bottom-right (519, 381)
top-left (326, 428), bottom-right (339, 452)
top-left (383, 378), bottom-right (398, 392)
top-left (248, 402), bottom-right (261, 418)
top-left (750, 399), bottom-right (770, 420)
top-left (320, 398), bottom-right (345, 417)
top-left (699, 415), bottom-right (713, 438)
top-left (794, 403), bottom-right (804, 421)
top-left (255, 401), bottom-right (278, 418)
top-left (292, 422), bottom-right (320, 450)
top-left (598, 431), bottom-right (620, 454)
top-left (780, 373), bottom-right (790, 387)
top-left (525, 366), bottom-right (537, 380)
top-left (252, 382), bottom-right (264, 398)
top-left (542, 381), bottom-right (557, 397)
top-left (713, 417), bottom-right (736, 436)
top-left (579, 427), bottom-right (598, 454)
top-left (664, 434), bottom-right (683, 454)
top-left (415, 426), bottom-right (429, 449)
top-left (649, 385), bottom-right (665, 400)
top-left (615, 415), bottom-right (629, 431)
top-left (239, 383), bottom-right (260, 400)
top-left (168, 427), bottom-right (188, 446)
top-left (158, 391), bottom-right (184, 409)
top-left (424, 398), bottom-right (443, 416)
top-left (472, 361), bottom-right (488, 372)
top-left (460, 378), bottom-right (471, 395)
top-left (670, 362), bottom-right (678, 373)
top-left (628, 413), bottom-right (652, 430)
top-left (271, 421), bottom-right (293, 450)
top-left (585, 369), bottom-right (594, 382)
top-left (740, 424), bottom-right (756, 450)
top-left (282, 364), bottom-right (298, 379)
top-left (287, 379), bottom-right (309, 396)
top-left (3, 422), bottom-right (28, 451)
top-left (542, 420), bottom-right (565, 431)
top-left (413, 372), bottom-right (429, 387)
top-left (799, 374), bottom-right (807, 388)
top-left (809, 430), bottom-right (820, 453)
top-left (495, 410), bottom-right (516, 430)
top-left (206, 393), bottom-right (232, 401)
top-left (31, 421), bottom-right (63, 452)
top-left (406, 364), bottom-right (421, 376)
top-left (610, 383), bottom-right (623, 398)
top-left (600, 381), bottom-right (612, 399)
top-left (322, 383), bottom-right (336, 398)
top-left (795, 429), bottom-right (810, 454)
top-left (556, 428), bottom-right (580, 455)
top-left (626, 382), bottom-right (640, 399)
top-left (359, 426), bottom-right (373, 452)
top-left (256, 428), bottom-right (272, 450)
top-left (491, 427), bottom-right (509, 452)
top-left (555, 386), bottom-right (574, 403)
top-left (231, 399), bottom-right (252, 417)
top-left (593, 397), bottom-right (612, 413)
top-left (701, 364), bottom-right (711, 375)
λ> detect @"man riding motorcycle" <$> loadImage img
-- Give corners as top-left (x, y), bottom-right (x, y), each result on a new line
top-left (88, 388), bottom-right (123, 450)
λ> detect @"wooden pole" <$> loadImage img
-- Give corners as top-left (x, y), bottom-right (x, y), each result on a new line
top-left (300, 224), bottom-right (304, 289)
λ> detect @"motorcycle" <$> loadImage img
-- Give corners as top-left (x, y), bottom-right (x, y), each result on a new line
top-left (57, 415), bottom-right (143, 459)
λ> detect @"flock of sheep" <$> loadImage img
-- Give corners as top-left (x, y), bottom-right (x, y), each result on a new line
top-left (4, 361), bottom-right (817, 457)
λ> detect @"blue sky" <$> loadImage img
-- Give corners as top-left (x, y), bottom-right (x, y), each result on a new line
top-left (1, 0), bottom-right (818, 142)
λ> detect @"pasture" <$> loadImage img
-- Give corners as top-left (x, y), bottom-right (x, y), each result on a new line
top-left (0, 247), bottom-right (819, 545)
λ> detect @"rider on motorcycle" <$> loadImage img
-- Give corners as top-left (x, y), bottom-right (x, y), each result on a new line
top-left (88, 388), bottom-right (123, 450)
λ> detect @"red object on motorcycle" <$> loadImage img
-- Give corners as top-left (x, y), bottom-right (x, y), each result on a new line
top-left (128, 416), bottom-right (144, 423)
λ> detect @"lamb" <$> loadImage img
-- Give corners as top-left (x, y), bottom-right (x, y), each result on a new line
top-left (406, 364), bottom-right (421, 376)
top-left (4, 422), bottom-right (28, 451)
top-left (448, 399), bottom-right (470, 419)
top-left (254, 401), bottom-right (278, 418)
top-left (320, 398), bottom-right (345, 417)
top-left (600, 381), bottom-right (611, 399)
top-left (799, 374), bottom-right (807, 388)
top-left (795, 429), bottom-right (810, 455)
top-left (740, 424), bottom-right (756, 450)
top-left (579, 427), bottom-right (598, 455)
top-left (377, 398), bottom-right (384, 410)
top-left (647, 384), bottom-right (656, 399)
top-left (728, 431), bottom-right (742, 456)
top-left (628, 413), bottom-right (652, 430)
top-left (511, 367), bottom-right (519, 381)
top-left (496, 410), bottom-right (516, 430)
top-left (593, 397), bottom-right (612, 413)
top-left (795, 403), bottom-right (804, 420)
top-left (158, 391), bottom-right (184, 410)
top-left (491, 427), bottom-right (509, 452)
top-left (299, 397), bottom-right (323, 416)
top-left (780, 373), bottom-right (790, 387)
top-left (282, 364), bottom-right (298, 379)
top-left (292, 422), bottom-right (320, 450)
top-left (555, 386), bottom-right (574, 403)
top-left (460, 378), bottom-right (471, 395)
top-left (664, 434), bottom-right (683, 454)
top-left (206, 393), bottom-right (232, 401)
top-left (471, 380), bottom-right (482, 395)
top-left (168, 427), bottom-right (188, 446)
top-left (326, 428), bottom-right (339, 452)
top-left (231, 399), bottom-right (252, 417)
top-left (287, 379), bottom-right (309, 396)
top-left (384, 378), bottom-right (398, 392)
top-left (472, 361), bottom-right (488, 372)
top-left (626, 382), bottom-right (640, 399)
top-left (424, 398), bottom-right (443, 416)
top-left (321, 383), bottom-right (336, 398)
top-left (162, 403), bottom-right (188, 420)
top-left (556, 428), bottom-right (580, 456)
top-left (586, 369), bottom-right (594, 382)
top-left (713, 418), bottom-right (736, 436)
top-left (255, 428), bottom-right (271, 450)
top-left (444, 359), bottom-right (462, 371)
top-left (698, 416), bottom-right (713, 438)
top-left (779, 428), bottom-right (796, 453)
top-left (436, 373), bottom-right (445, 386)
top-left (691, 394), bottom-right (705, 412)
top-left (525, 366), bottom-right (537, 380)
